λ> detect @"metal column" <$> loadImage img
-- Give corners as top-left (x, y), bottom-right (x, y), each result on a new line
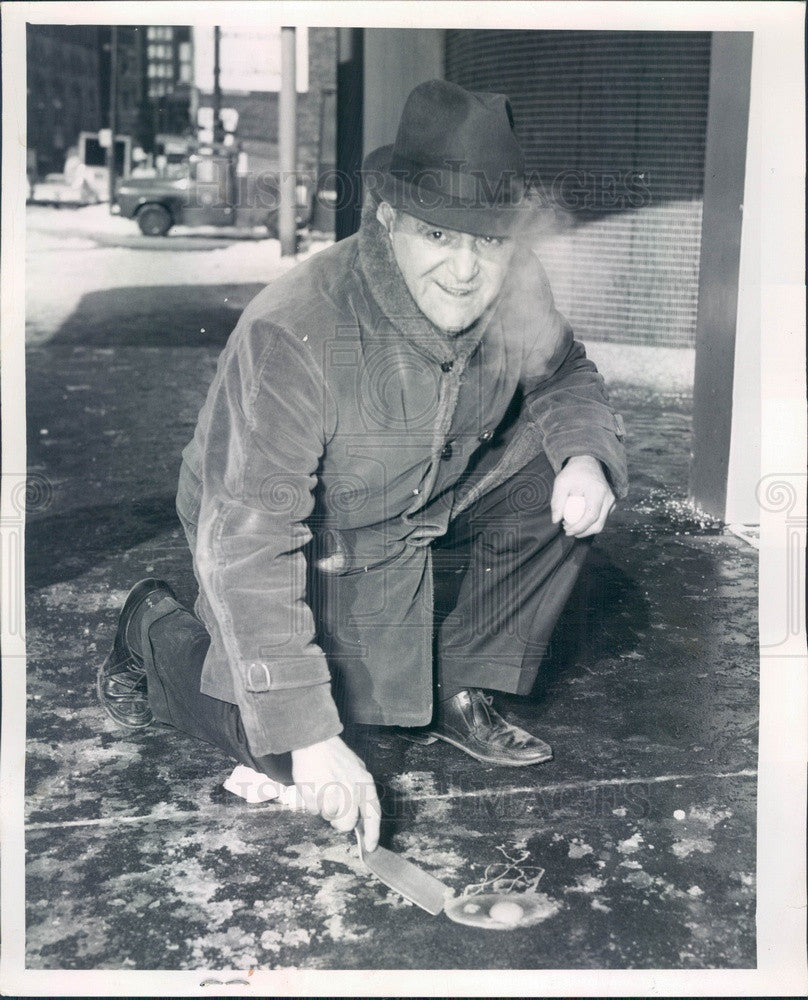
top-left (279, 26), bottom-right (298, 256)
top-left (688, 33), bottom-right (754, 519)
top-left (213, 26), bottom-right (224, 144)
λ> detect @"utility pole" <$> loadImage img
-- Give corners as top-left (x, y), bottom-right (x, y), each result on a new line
top-left (189, 29), bottom-right (199, 139)
top-left (213, 26), bottom-right (224, 144)
top-left (279, 26), bottom-right (297, 256)
top-left (107, 25), bottom-right (118, 209)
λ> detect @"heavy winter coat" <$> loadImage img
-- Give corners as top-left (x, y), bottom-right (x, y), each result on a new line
top-left (176, 208), bottom-right (628, 756)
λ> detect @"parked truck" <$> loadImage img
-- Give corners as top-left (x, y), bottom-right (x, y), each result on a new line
top-left (113, 144), bottom-right (312, 237)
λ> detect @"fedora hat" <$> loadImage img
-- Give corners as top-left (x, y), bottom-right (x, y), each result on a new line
top-left (363, 79), bottom-right (527, 237)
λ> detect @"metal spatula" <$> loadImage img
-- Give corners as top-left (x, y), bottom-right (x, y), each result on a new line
top-left (355, 827), bottom-right (451, 915)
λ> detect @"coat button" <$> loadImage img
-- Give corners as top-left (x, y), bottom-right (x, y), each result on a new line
top-left (440, 360), bottom-right (454, 373)
top-left (441, 442), bottom-right (453, 460)
top-left (479, 429), bottom-right (493, 442)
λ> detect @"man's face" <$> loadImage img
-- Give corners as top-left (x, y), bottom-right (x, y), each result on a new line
top-left (378, 204), bottom-right (516, 334)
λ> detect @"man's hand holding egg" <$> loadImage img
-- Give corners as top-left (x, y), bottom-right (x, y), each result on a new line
top-left (551, 454), bottom-right (616, 538)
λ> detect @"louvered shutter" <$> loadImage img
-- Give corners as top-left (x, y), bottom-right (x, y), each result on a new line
top-left (445, 30), bottom-right (711, 348)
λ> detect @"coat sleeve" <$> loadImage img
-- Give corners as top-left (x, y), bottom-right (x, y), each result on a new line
top-left (518, 258), bottom-right (628, 498)
top-left (194, 317), bottom-right (343, 756)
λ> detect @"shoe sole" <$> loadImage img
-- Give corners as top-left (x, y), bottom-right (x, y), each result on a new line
top-left (400, 728), bottom-right (553, 766)
top-left (398, 730), bottom-right (438, 745)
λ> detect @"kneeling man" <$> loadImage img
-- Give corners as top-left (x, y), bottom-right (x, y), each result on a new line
top-left (99, 80), bottom-right (627, 852)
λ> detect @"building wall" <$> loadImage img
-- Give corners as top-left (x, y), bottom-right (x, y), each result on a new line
top-left (141, 25), bottom-right (193, 146)
top-left (98, 26), bottom-right (147, 150)
top-left (362, 29), bottom-right (444, 156)
top-left (445, 30), bottom-right (712, 348)
top-left (27, 25), bottom-right (102, 176)
top-left (115, 27), bottom-right (147, 143)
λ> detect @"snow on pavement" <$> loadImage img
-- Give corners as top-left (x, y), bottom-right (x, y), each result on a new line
top-left (25, 204), bottom-right (331, 345)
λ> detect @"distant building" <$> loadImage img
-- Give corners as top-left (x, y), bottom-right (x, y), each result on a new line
top-left (140, 25), bottom-right (194, 149)
top-left (98, 26), bottom-right (145, 150)
top-left (27, 25), bottom-right (102, 177)
top-left (27, 23), bottom-right (195, 179)
top-left (194, 26), bottom-right (336, 177)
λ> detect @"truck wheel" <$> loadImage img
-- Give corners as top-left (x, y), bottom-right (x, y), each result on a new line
top-left (137, 203), bottom-right (172, 236)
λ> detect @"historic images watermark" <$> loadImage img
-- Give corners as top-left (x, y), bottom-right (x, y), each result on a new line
top-left (756, 473), bottom-right (806, 656)
top-left (222, 773), bottom-right (653, 824)
top-left (1, 473), bottom-right (53, 642)
top-left (181, 164), bottom-right (653, 215)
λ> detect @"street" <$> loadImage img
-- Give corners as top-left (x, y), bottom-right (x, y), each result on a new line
top-left (23, 204), bottom-right (758, 970)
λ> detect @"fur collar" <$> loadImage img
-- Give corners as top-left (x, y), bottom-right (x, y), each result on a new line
top-left (357, 197), bottom-right (498, 369)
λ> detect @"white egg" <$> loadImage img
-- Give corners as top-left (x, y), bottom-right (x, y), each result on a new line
top-left (563, 495), bottom-right (586, 526)
top-left (489, 900), bottom-right (524, 925)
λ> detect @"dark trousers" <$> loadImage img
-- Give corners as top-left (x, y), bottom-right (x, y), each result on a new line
top-left (433, 448), bottom-right (591, 700)
top-left (140, 449), bottom-right (590, 782)
top-left (139, 597), bottom-right (295, 784)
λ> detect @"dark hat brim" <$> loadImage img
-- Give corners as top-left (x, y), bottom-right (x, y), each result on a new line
top-left (362, 144), bottom-right (529, 238)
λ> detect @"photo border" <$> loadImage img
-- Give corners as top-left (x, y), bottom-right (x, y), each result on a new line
top-left (2, 2), bottom-right (805, 995)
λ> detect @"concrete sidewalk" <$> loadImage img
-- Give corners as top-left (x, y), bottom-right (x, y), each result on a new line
top-left (23, 267), bottom-right (757, 969)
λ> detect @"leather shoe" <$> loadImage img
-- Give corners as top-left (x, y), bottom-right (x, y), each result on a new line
top-left (416, 688), bottom-right (553, 766)
top-left (97, 578), bottom-right (176, 729)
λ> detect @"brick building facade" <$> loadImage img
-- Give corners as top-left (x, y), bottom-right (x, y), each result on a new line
top-left (27, 25), bottom-right (103, 177)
